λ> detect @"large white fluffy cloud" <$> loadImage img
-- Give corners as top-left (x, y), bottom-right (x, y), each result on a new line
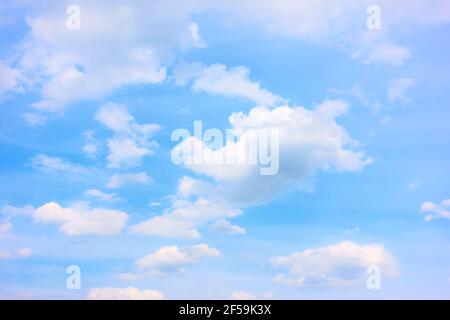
top-left (118, 244), bottom-right (220, 279)
top-left (173, 100), bottom-right (372, 206)
top-left (2, 0), bottom-right (449, 107)
top-left (87, 287), bottom-right (164, 300)
top-left (6, 0), bottom-right (205, 111)
top-left (271, 241), bottom-right (398, 287)
top-left (34, 202), bottom-right (128, 236)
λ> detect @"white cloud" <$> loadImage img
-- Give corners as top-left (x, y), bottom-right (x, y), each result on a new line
top-left (3, 0), bottom-right (450, 109)
top-left (149, 202), bottom-right (161, 207)
top-left (214, 0), bottom-right (450, 65)
top-left (420, 199), bottom-right (450, 222)
top-left (95, 103), bottom-right (160, 168)
top-left (7, 1), bottom-right (207, 111)
top-left (208, 219), bottom-right (246, 236)
top-left (82, 130), bottom-right (98, 158)
top-left (120, 244), bottom-right (220, 278)
top-left (271, 241), bottom-right (398, 287)
top-left (137, 100), bottom-right (371, 239)
top-left (131, 193), bottom-right (241, 239)
top-left (0, 222), bottom-right (13, 236)
top-left (31, 154), bottom-right (95, 176)
top-left (407, 181), bottom-right (420, 191)
top-left (131, 196), bottom-right (240, 239)
top-left (84, 189), bottom-right (119, 202)
top-left (388, 78), bottom-right (416, 102)
top-left (87, 287), bottom-right (164, 300)
top-left (361, 43), bottom-right (411, 66)
top-left (1, 205), bottom-right (35, 218)
top-left (106, 172), bottom-right (152, 189)
top-left (34, 202), bottom-right (128, 236)
top-left (173, 100), bottom-right (372, 206)
top-left (230, 291), bottom-right (256, 300)
top-left (174, 62), bottom-right (282, 106)
top-left (0, 249), bottom-right (10, 259)
top-left (0, 248), bottom-right (32, 260)
top-left (16, 248), bottom-right (32, 258)
top-left (0, 61), bottom-right (22, 96)
top-left (22, 112), bottom-right (47, 126)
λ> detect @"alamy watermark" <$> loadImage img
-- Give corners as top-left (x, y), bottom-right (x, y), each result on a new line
top-left (171, 121), bottom-right (280, 176)
top-left (66, 265), bottom-right (81, 290)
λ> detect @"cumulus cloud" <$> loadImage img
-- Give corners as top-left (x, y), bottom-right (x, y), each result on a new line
top-left (106, 172), bottom-right (152, 189)
top-left (2, 0), bottom-right (450, 109)
top-left (87, 287), bottom-right (164, 300)
top-left (84, 189), bottom-right (119, 202)
top-left (173, 100), bottom-right (372, 206)
top-left (174, 62), bottom-right (282, 106)
top-left (119, 244), bottom-right (220, 278)
top-left (82, 130), bottom-right (98, 158)
top-left (271, 241), bottom-right (398, 287)
top-left (16, 248), bottom-right (32, 258)
top-left (388, 78), bottom-right (416, 102)
top-left (30, 154), bottom-right (95, 177)
top-left (95, 103), bottom-right (160, 168)
top-left (208, 219), bottom-right (246, 236)
top-left (1, 205), bottom-right (35, 218)
top-left (132, 100), bottom-right (372, 239)
top-left (34, 202), bottom-right (128, 236)
top-left (6, 1), bottom-right (206, 111)
top-left (131, 194), bottom-right (241, 239)
top-left (420, 199), bottom-right (450, 222)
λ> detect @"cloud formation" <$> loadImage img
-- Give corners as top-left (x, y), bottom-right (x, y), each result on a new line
top-left (174, 62), bottom-right (282, 106)
top-left (271, 241), bottom-right (398, 287)
top-left (420, 199), bottom-right (450, 222)
top-left (118, 244), bottom-right (220, 279)
top-left (95, 103), bottom-right (160, 168)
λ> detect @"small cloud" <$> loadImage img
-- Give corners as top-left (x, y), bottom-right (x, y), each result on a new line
top-left (16, 248), bottom-right (32, 258)
top-left (388, 78), bottom-right (416, 103)
top-left (22, 112), bottom-right (47, 126)
top-left (106, 172), bottom-right (152, 189)
top-left (407, 181), bottom-right (420, 191)
top-left (84, 189), bottom-right (120, 202)
top-left (271, 241), bottom-right (398, 287)
top-left (344, 227), bottom-right (360, 235)
top-left (119, 244), bottom-right (220, 279)
top-left (208, 219), bottom-right (246, 236)
top-left (420, 199), bottom-right (450, 222)
top-left (149, 202), bottom-right (161, 207)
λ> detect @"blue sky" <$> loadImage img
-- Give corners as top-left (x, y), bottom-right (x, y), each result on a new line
top-left (1, 0), bottom-right (450, 299)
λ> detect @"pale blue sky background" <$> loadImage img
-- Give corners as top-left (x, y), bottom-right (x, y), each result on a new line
top-left (1, 0), bottom-right (450, 299)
